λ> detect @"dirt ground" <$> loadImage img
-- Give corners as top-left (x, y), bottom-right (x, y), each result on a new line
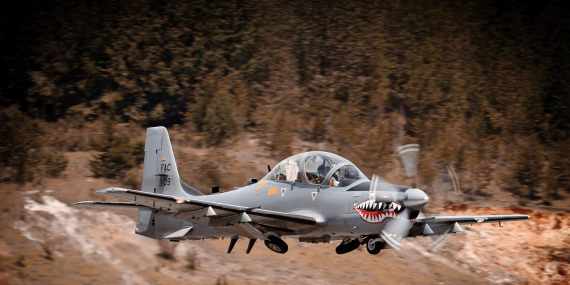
top-left (0, 134), bottom-right (568, 285)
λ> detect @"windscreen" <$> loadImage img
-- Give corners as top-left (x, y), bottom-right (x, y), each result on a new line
top-left (304, 153), bottom-right (346, 184)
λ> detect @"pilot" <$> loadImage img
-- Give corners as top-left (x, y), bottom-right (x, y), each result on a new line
top-left (317, 160), bottom-right (331, 184)
top-left (329, 170), bottom-right (340, 186)
top-left (317, 162), bottom-right (327, 178)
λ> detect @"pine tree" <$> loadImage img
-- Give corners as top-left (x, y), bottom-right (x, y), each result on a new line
top-left (203, 91), bottom-right (237, 146)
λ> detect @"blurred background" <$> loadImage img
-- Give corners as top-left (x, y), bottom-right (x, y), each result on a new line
top-left (0, 0), bottom-right (569, 284)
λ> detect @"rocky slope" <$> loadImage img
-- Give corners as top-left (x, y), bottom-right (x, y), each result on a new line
top-left (1, 191), bottom-right (568, 285)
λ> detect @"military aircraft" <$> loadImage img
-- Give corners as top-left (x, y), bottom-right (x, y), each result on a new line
top-left (74, 127), bottom-right (530, 255)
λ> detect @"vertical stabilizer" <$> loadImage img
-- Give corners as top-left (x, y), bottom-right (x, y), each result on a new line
top-left (140, 126), bottom-right (198, 197)
top-left (137, 127), bottom-right (201, 239)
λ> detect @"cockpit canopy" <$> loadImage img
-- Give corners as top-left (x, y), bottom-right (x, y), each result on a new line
top-left (273, 153), bottom-right (303, 183)
top-left (270, 151), bottom-right (368, 187)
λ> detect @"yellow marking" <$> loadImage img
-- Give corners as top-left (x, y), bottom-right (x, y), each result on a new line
top-left (256, 179), bottom-right (268, 190)
top-left (268, 187), bottom-right (278, 195)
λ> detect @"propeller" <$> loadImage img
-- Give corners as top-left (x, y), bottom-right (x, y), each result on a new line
top-left (366, 144), bottom-right (427, 250)
top-left (376, 143), bottom-right (464, 252)
top-left (367, 174), bottom-right (429, 250)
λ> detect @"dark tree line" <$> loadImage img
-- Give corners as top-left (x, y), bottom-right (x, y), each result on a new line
top-left (1, 0), bottom-right (569, 200)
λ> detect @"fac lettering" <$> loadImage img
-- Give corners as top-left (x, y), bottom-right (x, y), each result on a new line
top-left (160, 163), bottom-right (172, 172)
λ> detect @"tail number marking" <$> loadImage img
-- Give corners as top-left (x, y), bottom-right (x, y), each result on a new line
top-left (159, 178), bottom-right (171, 186)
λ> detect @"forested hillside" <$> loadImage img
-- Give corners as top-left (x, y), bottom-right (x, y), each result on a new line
top-left (1, 0), bottom-right (569, 204)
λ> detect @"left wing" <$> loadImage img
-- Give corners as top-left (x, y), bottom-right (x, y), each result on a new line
top-left (74, 188), bottom-right (317, 234)
top-left (73, 201), bottom-right (151, 210)
top-left (409, 214), bottom-right (530, 237)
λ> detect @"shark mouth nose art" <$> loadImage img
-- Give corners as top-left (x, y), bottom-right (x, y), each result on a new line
top-left (354, 199), bottom-right (404, 224)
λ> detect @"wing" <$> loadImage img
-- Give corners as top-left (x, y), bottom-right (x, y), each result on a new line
top-left (73, 201), bottom-right (151, 210)
top-left (74, 188), bottom-right (317, 239)
top-left (408, 214), bottom-right (530, 237)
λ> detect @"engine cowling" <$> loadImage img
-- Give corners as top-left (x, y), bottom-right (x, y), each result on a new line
top-left (372, 188), bottom-right (429, 211)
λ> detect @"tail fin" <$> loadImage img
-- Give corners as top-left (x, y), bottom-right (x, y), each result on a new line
top-left (137, 127), bottom-right (202, 239)
top-left (140, 126), bottom-right (203, 197)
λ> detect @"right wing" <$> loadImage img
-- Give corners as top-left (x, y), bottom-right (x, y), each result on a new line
top-left (416, 214), bottom-right (530, 225)
top-left (409, 214), bottom-right (530, 237)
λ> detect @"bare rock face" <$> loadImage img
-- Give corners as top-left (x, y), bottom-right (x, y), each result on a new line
top-left (411, 204), bottom-right (570, 284)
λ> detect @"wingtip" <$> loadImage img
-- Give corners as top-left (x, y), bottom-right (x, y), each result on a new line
top-left (95, 187), bottom-right (127, 194)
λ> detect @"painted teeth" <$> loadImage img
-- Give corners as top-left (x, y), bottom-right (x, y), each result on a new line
top-left (357, 202), bottom-right (406, 211)
top-left (355, 200), bottom-right (403, 223)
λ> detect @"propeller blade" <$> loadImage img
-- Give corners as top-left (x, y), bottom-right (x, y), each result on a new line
top-left (446, 164), bottom-right (460, 194)
top-left (369, 175), bottom-right (399, 203)
top-left (369, 175), bottom-right (377, 202)
top-left (380, 208), bottom-right (413, 250)
top-left (423, 164), bottom-right (463, 252)
top-left (398, 144), bottom-right (420, 178)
